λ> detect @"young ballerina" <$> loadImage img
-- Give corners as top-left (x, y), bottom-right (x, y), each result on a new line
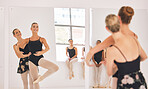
top-left (81, 47), bottom-right (85, 79)
top-left (13, 28), bottom-right (33, 89)
top-left (92, 40), bottom-right (104, 88)
top-left (85, 6), bottom-right (138, 89)
top-left (104, 14), bottom-right (147, 89)
top-left (16, 22), bottom-right (59, 89)
top-left (66, 39), bottom-right (78, 79)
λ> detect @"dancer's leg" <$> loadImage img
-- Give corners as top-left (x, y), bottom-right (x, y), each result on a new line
top-left (29, 71), bottom-right (34, 89)
top-left (66, 59), bottom-right (72, 79)
top-left (29, 61), bottom-right (39, 89)
top-left (112, 77), bottom-right (117, 89)
top-left (33, 58), bottom-right (59, 83)
top-left (97, 65), bottom-right (102, 86)
top-left (21, 71), bottom-right (28, 89)
top-left (93, 66), bottom-right (98, 88)
top-left (69, 58), bottom-right (78, 77)
top-left (81, 61), bottom-right (85, 79)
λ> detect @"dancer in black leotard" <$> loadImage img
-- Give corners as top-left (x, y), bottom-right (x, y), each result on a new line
top-left (92, 40), bottom-right (104, 88)
top-left (104, 14), bottom-right (147, 89)
top-left (86, 6), bottom-right (139, 89)
top-left (13, 28), bottom-right (33, 89)
top-left (28, 37), bottom-right (43, 66)
top-left (16, 23), bottom-right (59, 89)
top-left (66, 39), bottom-right (78, 80)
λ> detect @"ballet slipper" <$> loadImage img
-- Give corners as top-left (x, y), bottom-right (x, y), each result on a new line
top-left (72, 72), bottom-right (74, 78)
top-left (98, 86), bottom-right (105, 88)
top-left (92, 84), bottom-right (99, 88)
top-left (69, 76), bottom-right (72, 80)
top-left (33, 75), bottom-right (42, 84)
top-left (69, 72), bottom-right (72, 80)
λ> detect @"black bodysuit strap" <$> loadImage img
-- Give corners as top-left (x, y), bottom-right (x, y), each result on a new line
top-left (113, 45), bottom-right (128, 61)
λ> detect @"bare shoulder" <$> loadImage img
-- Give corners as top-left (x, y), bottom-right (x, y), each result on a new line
top-left (13, 44), bottom-right (16, 48)
top-left (131, 31), bottom-right (138, 39)
top-left (106, 46), bottom-right (118, 58)
top-left (24, 38), bottom-right (30, 43)
top-left (74, 47), bottom-right (77, 50)
top-left (40, 37), bottom-right (46, 41)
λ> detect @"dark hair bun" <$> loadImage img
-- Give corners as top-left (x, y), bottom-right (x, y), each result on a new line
top-left (124, 6), bottom-right (134, 17)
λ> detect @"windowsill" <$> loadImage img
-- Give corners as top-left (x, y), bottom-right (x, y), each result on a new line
top-left (56, 45), bottom-right (84, 62)
top-left (56, 59), bottom-right (84, 62)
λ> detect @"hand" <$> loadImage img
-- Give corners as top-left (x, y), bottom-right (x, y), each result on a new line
top-left (100, 61), bottom-right (106, 65)
top-left (23, 52), bottom-right (31, 58)
top-left (34, 51), bottom-right (43, 56)
top-left (81, 56), bottom-right (85, 59)
top-left (86, 61), bottom-right (95, 67)
top-left (27, 52), bottom-right (31, 56)
top-left (68, 58), bottom-right (72, 61)
top-left (88, 64), bottom-right (95, 67)
top-left (20, 52), bottom-right (24, 54)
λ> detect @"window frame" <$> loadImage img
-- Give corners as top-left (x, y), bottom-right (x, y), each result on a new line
top-left (54, 8), bottom-right (85, 46)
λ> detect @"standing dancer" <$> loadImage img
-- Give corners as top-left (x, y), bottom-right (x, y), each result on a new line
top-left (13, 28), bottom-right (33, 89)
top-left (92, 40), bottom-right (104, 88)
top-left (16, 22), bottom-right (59, 89)
top-left (104, 14), bottom-right (147, 89)
top-left (81, 47), bottom-right (85, 79)
top-left (85, 6), bottom-right (138, 89)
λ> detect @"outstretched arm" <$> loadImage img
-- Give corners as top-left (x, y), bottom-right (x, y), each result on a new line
top-left (85, 35), bottom-right (115, 66)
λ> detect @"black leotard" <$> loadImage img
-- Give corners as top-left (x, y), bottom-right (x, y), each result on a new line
top-left (94, 50), bottom-right (103, 64)
top-left (28, 37), bottom-right (44, 66)
top-left (67, 47), bottom-right (77, 58)
top-left (113, 45), bottom-right (147, 89)
top-left (16, 44), bottom-right (29, 74)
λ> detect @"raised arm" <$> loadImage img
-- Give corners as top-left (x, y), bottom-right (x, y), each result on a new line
top-left (85, 35), bottom-right (115, 66)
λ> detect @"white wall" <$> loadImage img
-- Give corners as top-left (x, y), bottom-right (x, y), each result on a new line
top-left (9, 7), bottom-right (84, 89)
top-left (0, 7), bottom-right (5, 89)
top-left (90, 8), bottom-right (148, 87)
top-left (0, 0), bottom-right (148, 9)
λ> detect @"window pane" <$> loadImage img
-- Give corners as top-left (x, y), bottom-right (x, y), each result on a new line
top-left (54, 8), bottom-right (70, 25)
top-left (55, 26), bottom-right (70, 44)
top-left (72, 27), bottom-right (85, 45)
top-left (71, 8), bottom-right (85, 26)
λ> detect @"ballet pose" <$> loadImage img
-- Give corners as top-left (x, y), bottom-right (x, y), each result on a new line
top-left (66, 39), bottom-right (78, 79)
top-left (13, 28), bottom-right (33, 89)
top-left (81, 47), bottom-right (85, 79)
top-left (85, 6), bottom-right (138, 89)
top-left (16, 22), bottom-right (59, 89)
top-left (104, 14), bottom-right (147, 89)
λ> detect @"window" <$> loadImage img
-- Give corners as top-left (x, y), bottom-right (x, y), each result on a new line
top-left (54, 8), bottom-right (85, 61)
